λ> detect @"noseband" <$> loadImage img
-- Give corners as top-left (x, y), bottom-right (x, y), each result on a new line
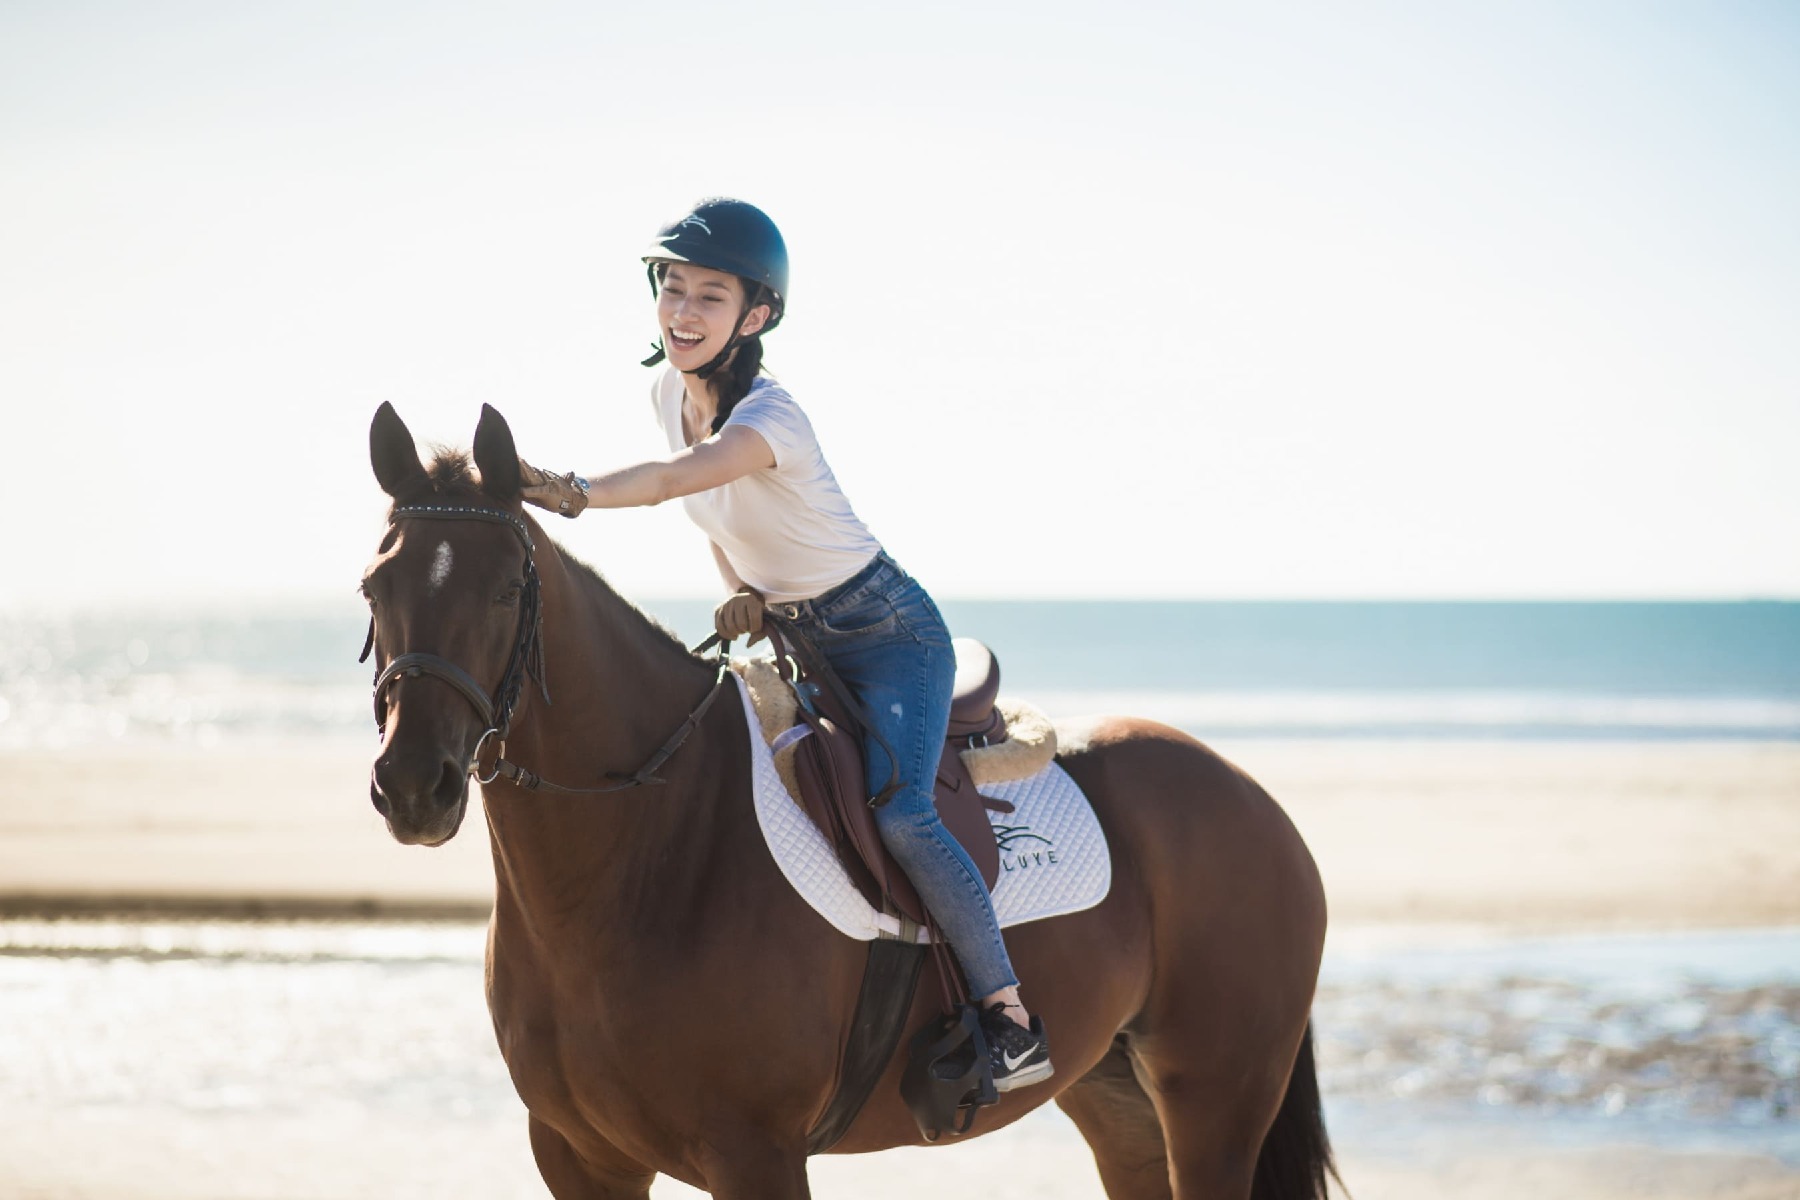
top-left (362, 505), bottom-right (548, 774)
top-left (362, 501), bottom-right (730, 795)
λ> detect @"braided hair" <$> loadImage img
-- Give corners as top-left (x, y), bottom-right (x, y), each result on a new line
top-left (708, 324), bottom-right (767, 435)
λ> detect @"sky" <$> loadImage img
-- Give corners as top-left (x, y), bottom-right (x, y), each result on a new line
top-left (2, 0), bottom-right (1797, 607)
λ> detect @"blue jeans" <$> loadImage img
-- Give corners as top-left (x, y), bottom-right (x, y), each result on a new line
top-left (776, 552), bottom-right (1019, 998)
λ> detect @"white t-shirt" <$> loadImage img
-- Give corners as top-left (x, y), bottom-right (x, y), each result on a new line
top-left (653, 367), bottom-right (882, 604)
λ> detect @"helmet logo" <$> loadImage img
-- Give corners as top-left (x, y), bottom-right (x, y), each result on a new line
top-left (678, 215), bottom-right (712, 235)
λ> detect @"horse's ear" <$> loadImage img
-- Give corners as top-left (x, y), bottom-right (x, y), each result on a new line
top-left (371, 402), bottom-right (426, 497)
top-left (473, 403), bottom-right (521, 500)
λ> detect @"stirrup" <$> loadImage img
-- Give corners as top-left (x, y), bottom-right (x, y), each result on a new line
top-left (900, 1003), bottom-right (996, 1140)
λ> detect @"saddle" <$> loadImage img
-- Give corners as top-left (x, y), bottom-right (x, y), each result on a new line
top-left (749, 635), bottom-right (1054, 930)
top-left (740, 632), bottom-right (1070, 1148)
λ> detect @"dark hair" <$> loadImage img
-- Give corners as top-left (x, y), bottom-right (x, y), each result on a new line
top-left (711, 331), bottom-right (765, 434)
top-left (709, 282), bottom-right (778, 434)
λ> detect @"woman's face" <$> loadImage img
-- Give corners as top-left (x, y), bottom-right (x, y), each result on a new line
top-left (657, 263), bottom-right (769, 371)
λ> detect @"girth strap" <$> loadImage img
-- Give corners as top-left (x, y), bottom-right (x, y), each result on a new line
top-left (804, 936), bottom-right (928, 1154)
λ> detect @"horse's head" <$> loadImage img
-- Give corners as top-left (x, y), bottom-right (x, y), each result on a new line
top-left (362, 401), bottom-right (538, 846)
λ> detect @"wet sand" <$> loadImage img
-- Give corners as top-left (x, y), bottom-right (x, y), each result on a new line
top-left (4, 1098), bottom-right (1795, 1200)
top-left (3, 1107), bottom-right (1796, 1200)
top-left (2, 736), bottom-right (1797, 1197)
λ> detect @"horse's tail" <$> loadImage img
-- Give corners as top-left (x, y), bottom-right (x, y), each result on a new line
top-left (1251, 1022), bottom-right (1343, 1200)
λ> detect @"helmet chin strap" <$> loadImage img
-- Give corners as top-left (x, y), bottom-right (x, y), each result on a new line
top-left (642, 262), bottom-right (670, 366)
top-left (638, 338), bottom-right (732, 375)
top-left (640, 273), bottom-right (778, 377)
top-left (638, 338), bottom-right (729, 375)
top-left (690, 334), bottom-right (739, 380)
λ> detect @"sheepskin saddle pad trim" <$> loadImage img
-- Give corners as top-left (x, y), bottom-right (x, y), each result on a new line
top-left (736, 657), bottom-right (1058, 799)
top-left (729, 670), bottom-right (1112, 943)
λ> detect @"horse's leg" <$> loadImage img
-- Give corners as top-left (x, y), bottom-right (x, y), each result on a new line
top-left (1129, 1020), bottom-right (1307, 1200)
top-left (1055, 1034), bottom-right (1172, 1200)
top-left (695, 1142), bottom-right (812, 1200)
top-left (528, 1117), bottom-right (655, 1200)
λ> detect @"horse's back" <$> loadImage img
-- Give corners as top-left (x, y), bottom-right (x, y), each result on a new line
top-left (1051, 712), bottom-right (1327, 987)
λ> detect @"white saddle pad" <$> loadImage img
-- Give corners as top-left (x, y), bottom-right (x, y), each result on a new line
top-left (734, 675), bottom-right (1112, 942)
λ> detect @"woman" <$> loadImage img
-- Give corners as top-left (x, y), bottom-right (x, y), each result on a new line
top-left (516, 197), bottom-right (1051, 1092)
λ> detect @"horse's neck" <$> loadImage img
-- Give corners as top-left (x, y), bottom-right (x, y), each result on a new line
top-left (480, 549), bottom-right (737, 936)
top-left (526, 555), bottom-right (709, 763)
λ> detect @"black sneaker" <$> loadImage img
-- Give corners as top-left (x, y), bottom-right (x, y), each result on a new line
top-left (979, 1002), bottom-right (1053, 1092)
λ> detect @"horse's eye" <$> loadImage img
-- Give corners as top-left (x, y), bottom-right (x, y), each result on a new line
top-left (497, 583), bottom-right (524, 606)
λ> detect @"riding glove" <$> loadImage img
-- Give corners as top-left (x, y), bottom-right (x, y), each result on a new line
top-left (714, 588), bottom-right (766, 645)
top-left (517, 457), bottom-right (589, 518)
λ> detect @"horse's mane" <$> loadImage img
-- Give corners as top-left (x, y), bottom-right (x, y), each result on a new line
top-left (561, 552), bottom-right (697, 664)
top-left (394, 448), bottom-right (697, 662)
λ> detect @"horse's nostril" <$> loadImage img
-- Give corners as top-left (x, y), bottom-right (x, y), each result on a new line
top-left (435, 758), bottom-right (466, 804)
top-left (369, 747), bottom-right (468, 845)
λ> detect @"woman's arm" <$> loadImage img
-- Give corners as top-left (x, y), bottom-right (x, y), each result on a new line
top-left (586, 425), bottom-right (776, 508)
top-left (522, 426), bottom-right (775, 515)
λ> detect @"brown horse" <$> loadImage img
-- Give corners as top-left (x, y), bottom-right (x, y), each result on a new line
top-left (361, 402), bottom-right (1334, 1199)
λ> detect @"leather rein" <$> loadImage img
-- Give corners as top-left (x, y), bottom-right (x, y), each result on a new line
top-left (361, 503), bottom-right (731, 796)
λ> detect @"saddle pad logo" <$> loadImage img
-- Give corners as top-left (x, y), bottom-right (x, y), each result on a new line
top-left (993, 821), bottom-right (1059, 872)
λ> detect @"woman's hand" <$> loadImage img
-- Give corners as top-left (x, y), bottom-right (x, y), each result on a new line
top-left (714, 588), bottom-right (766, 645)
top-left (517, 458), bottom-right (589, 518)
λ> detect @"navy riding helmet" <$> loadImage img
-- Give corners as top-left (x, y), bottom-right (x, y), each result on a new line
top-left (641, 198), bottom-right (788, 372)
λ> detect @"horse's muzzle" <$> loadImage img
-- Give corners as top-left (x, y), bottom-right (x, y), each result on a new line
top-left (370, 749), bottom-right (470, 846)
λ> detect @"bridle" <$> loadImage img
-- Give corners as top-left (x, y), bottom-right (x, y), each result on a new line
top-left (363, 504), bottom-right (545, 752)
top-left (362, 502), bottom-right (730, 795)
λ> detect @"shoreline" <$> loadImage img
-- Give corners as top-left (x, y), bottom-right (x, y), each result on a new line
top-left (0, 891), bottom-right (492, 922)
top-left (6, 893), bottom-right (1800, 936)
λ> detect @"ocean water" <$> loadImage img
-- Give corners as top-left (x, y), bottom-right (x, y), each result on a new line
top-left (1, 600), bottom-right (1796, 749)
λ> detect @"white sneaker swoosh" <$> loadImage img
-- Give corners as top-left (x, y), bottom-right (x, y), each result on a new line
top-left (1001, 1046), bottom-right (1038, 1072)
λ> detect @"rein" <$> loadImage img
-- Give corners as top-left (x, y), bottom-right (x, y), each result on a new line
top-left (363, 502), bottom-right (730, 797)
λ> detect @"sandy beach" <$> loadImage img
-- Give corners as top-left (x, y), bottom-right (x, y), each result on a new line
top-left (5, 737), bottom-right (1796, 930)
top-left (3, 736), bottom-right (1796, 1199)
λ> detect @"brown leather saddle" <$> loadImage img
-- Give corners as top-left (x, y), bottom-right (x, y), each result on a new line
top-left (768, 633), bottom-right (1014, 929)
